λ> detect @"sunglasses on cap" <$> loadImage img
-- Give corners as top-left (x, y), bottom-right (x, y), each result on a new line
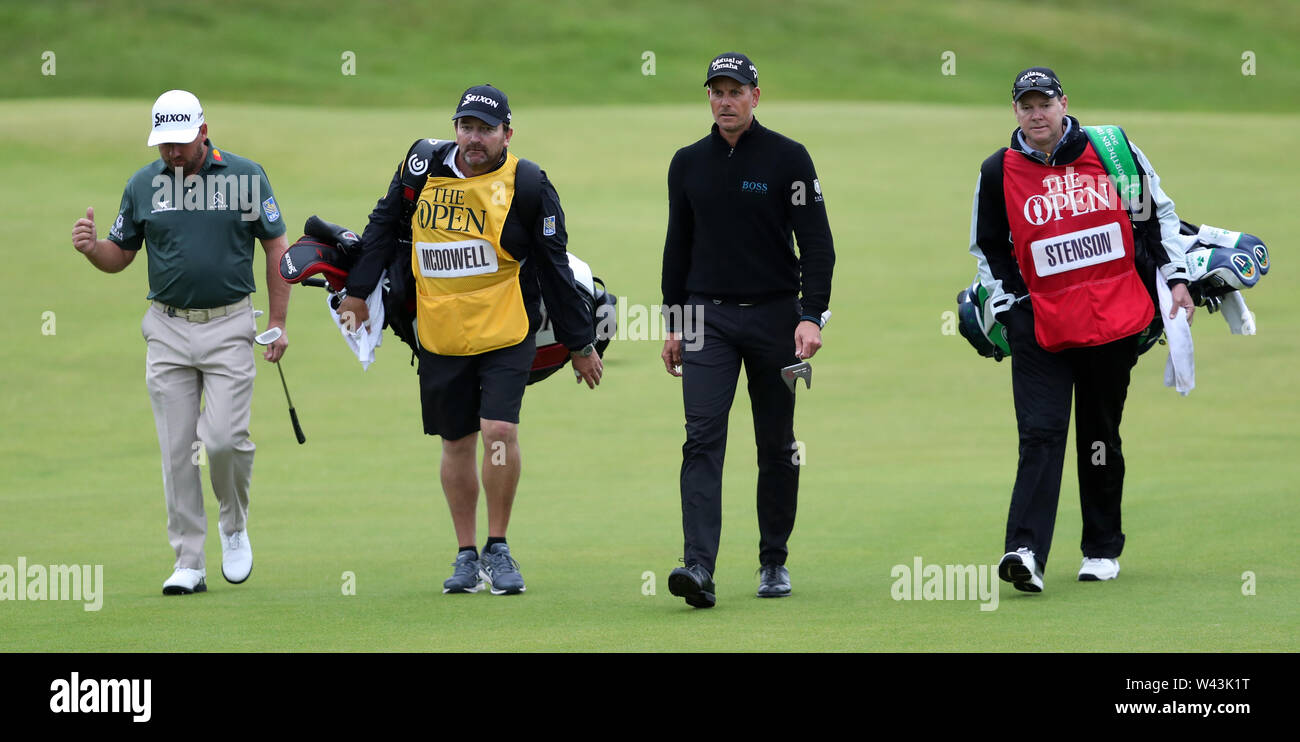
top-left (1015, 74), bottom-right (1057, 90)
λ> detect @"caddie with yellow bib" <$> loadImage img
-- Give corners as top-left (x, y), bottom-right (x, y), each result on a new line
top-left (968, 68), bottom-right (1197, 594)
top-left (338, 85), bottom-right (603, 596)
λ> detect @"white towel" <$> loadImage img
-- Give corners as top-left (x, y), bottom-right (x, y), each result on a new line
top-left (1217, 291), bottom-right (1256, 335)
top-left (1156, 278), bottom-right (1194, 395)
top-left (327, 270), bottom-right (386, 370)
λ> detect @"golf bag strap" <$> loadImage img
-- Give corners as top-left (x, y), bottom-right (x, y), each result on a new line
top-left (513, 157), bottom-right (542, 227)
top-left (1082, 125), bottom-right (1143, 204)
top-left (1083, 124), bottom-right (1170, 294)
top-left (398, 138), bottom-right (439, 246)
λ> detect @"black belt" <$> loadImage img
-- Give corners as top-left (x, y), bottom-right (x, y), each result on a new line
top-left (701, 294), bottom-right (790, 307)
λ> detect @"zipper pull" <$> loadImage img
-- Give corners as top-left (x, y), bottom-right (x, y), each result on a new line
top-left (728, 146), bottom-right (734, 159)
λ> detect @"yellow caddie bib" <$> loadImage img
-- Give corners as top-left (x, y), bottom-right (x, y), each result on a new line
top-left (411, 152), bottom-right (528, 355)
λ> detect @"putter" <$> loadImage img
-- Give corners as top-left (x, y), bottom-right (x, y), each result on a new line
top-left (254, 326), bottom-right (305, 444)
top-left (781, 361), bottom-right (813, 392)
top-left (780, 310), bottom-right (830, 392)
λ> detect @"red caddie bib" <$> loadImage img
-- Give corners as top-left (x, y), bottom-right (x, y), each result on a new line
top-left (1002, 144), bottom-right (1153, 351)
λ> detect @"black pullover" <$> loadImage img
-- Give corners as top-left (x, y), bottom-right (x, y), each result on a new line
top-left (661, 118), bottom-right (835, 330)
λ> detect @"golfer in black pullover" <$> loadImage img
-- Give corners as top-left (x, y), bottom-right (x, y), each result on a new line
top-left (661, 53), bottom-right (835, 607)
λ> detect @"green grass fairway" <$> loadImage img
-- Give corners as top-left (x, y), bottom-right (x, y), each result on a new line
top-left (6, 0), bottom-right (1299, 112)
top-left (2, 98), bottom-right (1296, 651)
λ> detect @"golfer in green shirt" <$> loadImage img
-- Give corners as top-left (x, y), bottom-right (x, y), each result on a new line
top-left (71, 90), bottom-right (291, 595)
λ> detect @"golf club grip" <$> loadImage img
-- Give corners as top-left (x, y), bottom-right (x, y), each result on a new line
top-left (302, 277), bottom-right (328, 288)
top-left (289, 407), bottom-right (305, 444)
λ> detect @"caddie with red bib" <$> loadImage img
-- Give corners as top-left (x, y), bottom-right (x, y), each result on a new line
top-left (968, 67), bottom-right (1196, 593)
top-left (336, 85), bottom-right (603, 597)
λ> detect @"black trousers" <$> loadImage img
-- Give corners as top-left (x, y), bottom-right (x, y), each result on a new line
top-left (679, 295), bottom-right (800, 575)
top-left (1004, 303), bottom-right (1139, 572)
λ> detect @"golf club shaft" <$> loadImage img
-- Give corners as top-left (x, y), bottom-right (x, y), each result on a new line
top-left (276, 361), bottom-right (306, 444)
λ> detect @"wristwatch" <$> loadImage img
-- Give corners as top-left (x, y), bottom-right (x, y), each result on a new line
top-left (572, 343), bottom-right (596, 357)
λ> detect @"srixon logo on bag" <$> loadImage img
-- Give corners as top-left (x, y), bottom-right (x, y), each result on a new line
top-left (1022, 168), bottom-right (1116, 226)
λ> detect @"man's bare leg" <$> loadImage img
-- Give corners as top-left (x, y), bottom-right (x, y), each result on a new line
top-left (479, 419), bottom-right (521, 538)
top-left (441, 433), bottom-right (479, 547)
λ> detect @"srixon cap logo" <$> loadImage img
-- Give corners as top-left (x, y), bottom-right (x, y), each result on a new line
top-left (154, 112), bottom-right (193, 126)
top-left (462, 94), bottom-right (499, 108)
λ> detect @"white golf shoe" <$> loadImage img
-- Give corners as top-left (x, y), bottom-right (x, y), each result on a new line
top-left (998, 547), bottom-right (1044, 593)
top-left (221, 529), bottom-right (253, 584)
top-left (1078, 557), bottom-right (1120, 582)
top-left (163, 567), bottom-right (207, 595)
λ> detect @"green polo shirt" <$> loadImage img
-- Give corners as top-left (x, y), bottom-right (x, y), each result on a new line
top-left (107, 139), bottom-right (286, 309)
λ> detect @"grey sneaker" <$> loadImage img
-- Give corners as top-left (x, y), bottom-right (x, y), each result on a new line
top-left (480, 543), bottom-right (526, 595)
top-left (442, 551), bottom-right (484, 594)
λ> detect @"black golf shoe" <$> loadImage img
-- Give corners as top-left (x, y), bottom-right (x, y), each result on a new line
top-left (756, 564), bottom-right (791, 598)
top-left (668, 564), bottom-right (716, 608)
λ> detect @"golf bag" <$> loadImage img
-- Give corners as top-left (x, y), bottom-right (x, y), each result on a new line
top-left (956, 219), bottom-right (1270, 361)
top-left (280, 215), bottom-right (616, 383)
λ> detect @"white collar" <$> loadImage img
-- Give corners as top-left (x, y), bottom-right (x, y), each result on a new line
top-left (443, 145), bottom-right (467, 179)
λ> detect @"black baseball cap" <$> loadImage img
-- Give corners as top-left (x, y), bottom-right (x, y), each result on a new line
top-left (452, 84), bottom-right (511, 128)
top-left (1012, 67), bottom-right (1063, 101)
top-left (704, 52), bottom-right (758, 87)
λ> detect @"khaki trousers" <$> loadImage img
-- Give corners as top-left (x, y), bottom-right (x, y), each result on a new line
top-left (141, 298), bottom-right (256, 570)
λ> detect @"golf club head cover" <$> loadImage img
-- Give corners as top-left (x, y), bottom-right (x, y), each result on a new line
top-left (281, 236), bottom-right (351, 292)
top-left (304, 215), bottom-right (362, 255)
top-left (956, 276), bottom-right (1010, 361)
top-left (1185, 245), bottom-right (1261, 305)
top-left (1194, 225), bottom-right (1268, 276)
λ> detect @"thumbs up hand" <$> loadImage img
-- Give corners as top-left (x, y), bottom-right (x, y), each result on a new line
top-left (72, 207), bottom-right (97, 253)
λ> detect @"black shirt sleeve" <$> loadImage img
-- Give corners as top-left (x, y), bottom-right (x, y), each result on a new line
top-left (787, 144), bottom-right (834, 319)
top-left (660, 148), bottom-right (692, 332)
top-left (531, 171), bottom-right (594, 350)
top-left (974, 149), bottom-right (1027, 299)
top-left (345, 163), bottom-right (404, 297)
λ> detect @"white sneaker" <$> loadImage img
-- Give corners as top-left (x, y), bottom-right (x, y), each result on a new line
top-left (163, 568), bottom-right (207, 595)
top-left (998, 547), bottom-right (1044, 593)
top-left (221, 529), bottom-right (253, 584)
top-left (1078, 557), bottom-right (1120, 581)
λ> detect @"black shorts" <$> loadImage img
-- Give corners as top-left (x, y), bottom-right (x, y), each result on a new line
top-left (417, 335), bottom-right (536, 439)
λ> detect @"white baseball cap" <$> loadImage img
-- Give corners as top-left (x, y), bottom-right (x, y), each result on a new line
top-left (147, 90), bottom-right (204, 146)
